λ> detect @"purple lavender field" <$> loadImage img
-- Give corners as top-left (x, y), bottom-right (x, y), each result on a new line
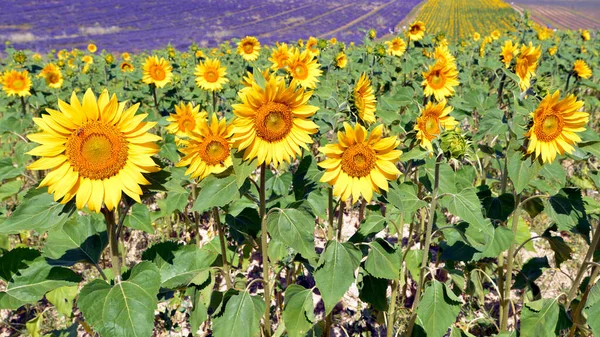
top-left (0, 0), bottom-right (421, 53)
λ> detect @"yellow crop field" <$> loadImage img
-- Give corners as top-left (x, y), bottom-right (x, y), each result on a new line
top-left (416, 0), bottom-right (518, 40)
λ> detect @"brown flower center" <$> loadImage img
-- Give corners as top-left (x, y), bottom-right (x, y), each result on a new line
top-left (199, 136), bottom-right (230, 165)
top-left (48, 72), bottom-right (60, 84)
top-left (243, 43), bottom-right (254, 54)
top-left (428, 69), bottom-right (446, 89)
top-left (535, 114), bottom-right (563, 141)
top-left (150, 65), bottom-right (166, 81)
top-left (255, 102), bottom-right (293, 142)
top-left (341, 143), bottom-right (376, 177)
top-left (66, 121), bottom-right (129, 180)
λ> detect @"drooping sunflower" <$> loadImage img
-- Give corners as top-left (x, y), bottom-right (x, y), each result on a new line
top-left (286, 48), bottom-right (322, 89)
top-left (166, 102), bottom-right (208, 137)
top-left (142, 56), bottom-right (173, 88)
top-left (335, 52), bottom-right (348, 69)
top-left (237, 36), bottom-right (261, 61)
top-left (26, 89), bottom-right (161, 212)
top-left (120, 61), bottom-right (134, 72)
top-left (318, 123), bottom-right (401, 203)
top-left (414, 100), bottom-right (458, 152)
top-left (269, 43), bottom-right (291, 70)
top-left (353, 73), bottom-right (377, 124)
top-left (408, 21), bottom-right (426, 41)
top-left (500, 40), bottom-right (519, 68)
top-left (1, 69), bottom-right (32, 97)
top-left (385, 37), bottom-right (407, 57)
top-left (87, 43), bottom-right (97, 53)
top-left (525, 91), bottom-right (589, 163)
top-left (573, 60), bottom-right (592, 79)
top-left (515, 42), bottom-right (541, 91)
top-left (306, 36), bottom-right (320, 57)
top-left (194, 58), bottom-right (229, 91)
top-left (422, 61), bottom-right (460, 101)
top-left (231, 75), bottom-right (319, 168)
top-left (176, 114), bottom-right (233, 180)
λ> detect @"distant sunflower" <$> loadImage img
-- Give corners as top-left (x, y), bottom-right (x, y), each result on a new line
top-left (121, 52), bottom-right (131, 61)
top-left (194, 58), bottom-right (229, 91)
top-left (142, 56), bottom-right (173, 88)
top-left (177, 114), bottom-right (233, 180)
top-left (582, 30), bottom-right (591, 41)
top-left (515, 42), bottom-right (541, 91)
top-left (237, 36), bottom-right (261, 61)
top-left (573, 60), bottom-right (592, 79)
top-left (87, 43), bottom-right (97, 53)
top-left (473, 32), bottom-right (481, 41)
top-left (385, 37), bottom-right (407, 57)
top-left (231, 75), bottom-right (319, 167)
top-left (500, 40), bottom-right (519, 68)
top-left (414, 100), bottom-right (458, 152)
top-left (408, 21), bottom-right (426, 41)
top-left (286, 48), bottom-right (322, 89)
top-left (120, 61), bottom-right (134, 72)
top-left (422, 61), bottom-right (460, 101)
top-left (353, 73), bottom-right (377, 124)
top-left (548, 46), bottom-right (558, 56)
top-left (335, 52), bottom-right (348, 69)
top-left (166, 102), bottom-right (208, 137)
top-left (1, 69), bottom-right (31, 97)
top-left (269, 43), bottom-right (291, 70)
top-left (39, 64), bottom-right (63, 89)
top-left (306, 36), bottom-right (320, 56)
top-left (318, 123), bottom-right (401, 203)
top-left (26, 89), bottom-right (161, 212)
top-left (491, 30), bottom-right (501, 40)
top-left (82, 55), bottom-right (93, 64)
top-left (525, 91), bottom-right (589, 163)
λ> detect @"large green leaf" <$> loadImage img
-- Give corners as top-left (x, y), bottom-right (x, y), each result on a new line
top-left (385, 181), bottom-right (427, 219)
top-left (507, 151), bottom-right (541, 194)
top-left (314, 241), bottom-right (361, 314)
top-left (364, 239), bottom-right (401, 280)
top-left (584, 282), bottom-right (600, 336)
top-left (267, 208), bottom-right (317, 259)
top-left (520, 298), bottom-right (560, 337)
top-left (46, 285), bottom-right (78, 317)
top-left (43, 215), bottom-right (107, 266)
top-left (212, 291), bottom-right (265, 337)
top-left (283, 285), bottom-right (315, 337)
top-left (192, 174), bottom-right (239, 212)
top-left (358, 272), bottom-right (388, 311)
top-left (349, 215), bottom-right (387, 243)
top-left (545, 188), bottom-right (589, 235)
top-left (78, 262), bottom-right (161, 337)
top-left (124, 203), bottom-right (154, 233)
top-left (416, 280), bottom-right (461, 337)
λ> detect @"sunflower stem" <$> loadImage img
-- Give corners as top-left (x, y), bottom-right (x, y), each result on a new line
top-left (387, 279), bottom-right (399, 337)
top-left (566, 221), bottom-right (600, 306)
top-left (564, 71), bottom-right (573, 92)
top-left (568, 263), bottom-right (600, 337)
top-left (259, 163), bottom-right (272, 337)
top-left (337, 199), bottom-right (345, 241)
top-left (102, 207), bottom-right (122, 283)
top-left (151, 84), bottom-right (160, 119)
top-left (327, 187), bottom-right (334, 241)
top-left (192, 183), bottom-right (201, 248)
top-left (212, 91), bottom-right (217, 114)
top-left (214, 207), bottom-right (232, 289)
top-left (20, 96), bottom-right (27, 116)
top-left (358, 198), bottom-right (367, 223)
top-left (500, 193), bottom-right (521, 332)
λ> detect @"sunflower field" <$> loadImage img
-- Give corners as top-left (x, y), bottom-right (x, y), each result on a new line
top-left (0, 11), bottom-right (599, 337)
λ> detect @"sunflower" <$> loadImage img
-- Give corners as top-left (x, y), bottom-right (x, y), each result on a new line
top-left (515, 42), bottom-right (541, 91)
top-left (87, 43), bottom-right (97, 53)
top-left (286, 48), bottom-right (322, 89)
top-left (120, 61), bottom-right (134, 72)
top-left (121, 52), bottom-right (131, 61)
top-left (573, 60), bottom-right (592, 79)
top-left (176, 114), bottom-right (233, 180)
top-left (408, 21), bottom-right (426, 41)
top-left (582, 30), bottom-right (591, 41)
top-left (329, 37), bottom-right (337, 45)
top-left (500, 40), bottom-right (519, 68)
top-left (166, 102), bottom-right (208, 137)
top-left (195, 50), bottom-right (205, 59)
top-left (237, 36), bottom-right (261, 61)
top-left (269, 43), bottom-right (291, 70)
top-left (414, 100), bottom-right (458, 152)
top-left (142, 56), bottom-right (173, 88)
top-left (473, 32), bottom-right (481, 41)
top-left (39, 64), bottom-right (64, 89)
top-left (231, 75), bottom-right (319, 168)
top-left (335, 52), bottom-right (348, 69)
top-left (548, 46), bottom-right (558, 56)
top-left (525, 91), bottom-right (589, 163)
top-left (82, 55), bottom-right (93, 64)
top-left (194, 58), bottom-right (229, 91)
top-left (385, 37), bottom-right (407, 57)
top-left (1, 69), bottom-right (32, 97)
top-left (241, 69), bottom-right (272, 88)
top-left (26, 89), bottom-right (161, 212)
top-left (491, 30), bottom-right (501, 40)
top-left (306, 36), bottom-right (320, 57)
top-left (433, 45), bottom-right (455, 65)
top-left (422, 61), bottom-right (460, 101)
top-left (353, 73), bottom-right (377, 124)
top-left (318, 123), bottom-right (401, 203)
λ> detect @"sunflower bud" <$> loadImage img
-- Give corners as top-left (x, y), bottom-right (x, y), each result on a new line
top-left (374, 43), bottom-right (387, 57)
top-left (190, 43), bottom-right (198, 52)
top-left (104, 53), bottom-right (114, 64)
top-left (13, 51), bottom-right (27, 64)
top-left (368, 28), bottom-right (377, 40)
top-left (440, 130), bottom-right (468, 159)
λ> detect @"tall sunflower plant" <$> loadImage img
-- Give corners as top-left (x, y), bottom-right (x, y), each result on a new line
top-left (0, 16), bottom-right (599, 337)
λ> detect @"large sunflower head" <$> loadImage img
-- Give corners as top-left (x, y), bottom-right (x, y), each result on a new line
top-left (515, 42), bottom-right (541, 91)
top-left (408, 21), bottom-right (426, 41)
top-left (525, 91), bottom-right (588, 163)
top-left (176, 114), bottom-right (233, 180)
top-left (353, 73), bottom-right (377, 124)
top-left (318, 123), bottom-right (401, 204)
top-left (335, 52), bottom-right (348, 69)
top-left (26, 89), bottom-right (161, 212)
top-left (231, 75), bottom-right (319, 168)
top-left (414, 100), bottom-right (458, 152)
top-left (269, 42), bottom-right (291, 70)
top-left (500, 40), bottom-right (519, 68)
top-left (166, 102), bottom-right (208, 137)
top-left (422, 61), bottom-right (460, 101)
top-left (286, 48), bottom-right (322, 89)
top-left (194, 58), bottom-right (229, 92)
top-left (237, 36), bottom-right (261, 61)
top-left (1, 69), bottom-right (32, 97)
top-left (142, 56), bottom-right (173, 88)
top-left (573, 60), bottom-right (592, 79)
top-left (386, 37), bottom-right (407, 57)
top-left (306, 36), bottom-right (320, 57)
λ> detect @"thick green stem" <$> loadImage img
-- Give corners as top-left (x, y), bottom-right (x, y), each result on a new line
top-left (568, 265), bottom-right (600, 337)
top-left (337, 200), bottom-right (345, 241)
top-left (102, 207), bottom-right (122, 283)
top-left (566, 222), bottom-right (600, 305)
top-left (20, 96), bottom-right (27, 116)
top-left (151, 84), bottom-right (160, 118)
top-left (327, 188), bottom-right (334, 241)
top-left (358, 198), bottom-right (367, 223)
top-left (564, 71), bottom-right (573, 92)
top-left (214, 207), bottom-right (232, 289)
top-left (212, 91), bottom-right (217, 113)
top-left (387, 280), bottom-right (399, 337)
top-left (500, 193), bottom-right (522, 331)
top-left (407, 155), bottom-right (441, 336)
top-left (259, 163), bottom-right (272, 337)
top-left (191, 183), bottom-right (201, 247)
